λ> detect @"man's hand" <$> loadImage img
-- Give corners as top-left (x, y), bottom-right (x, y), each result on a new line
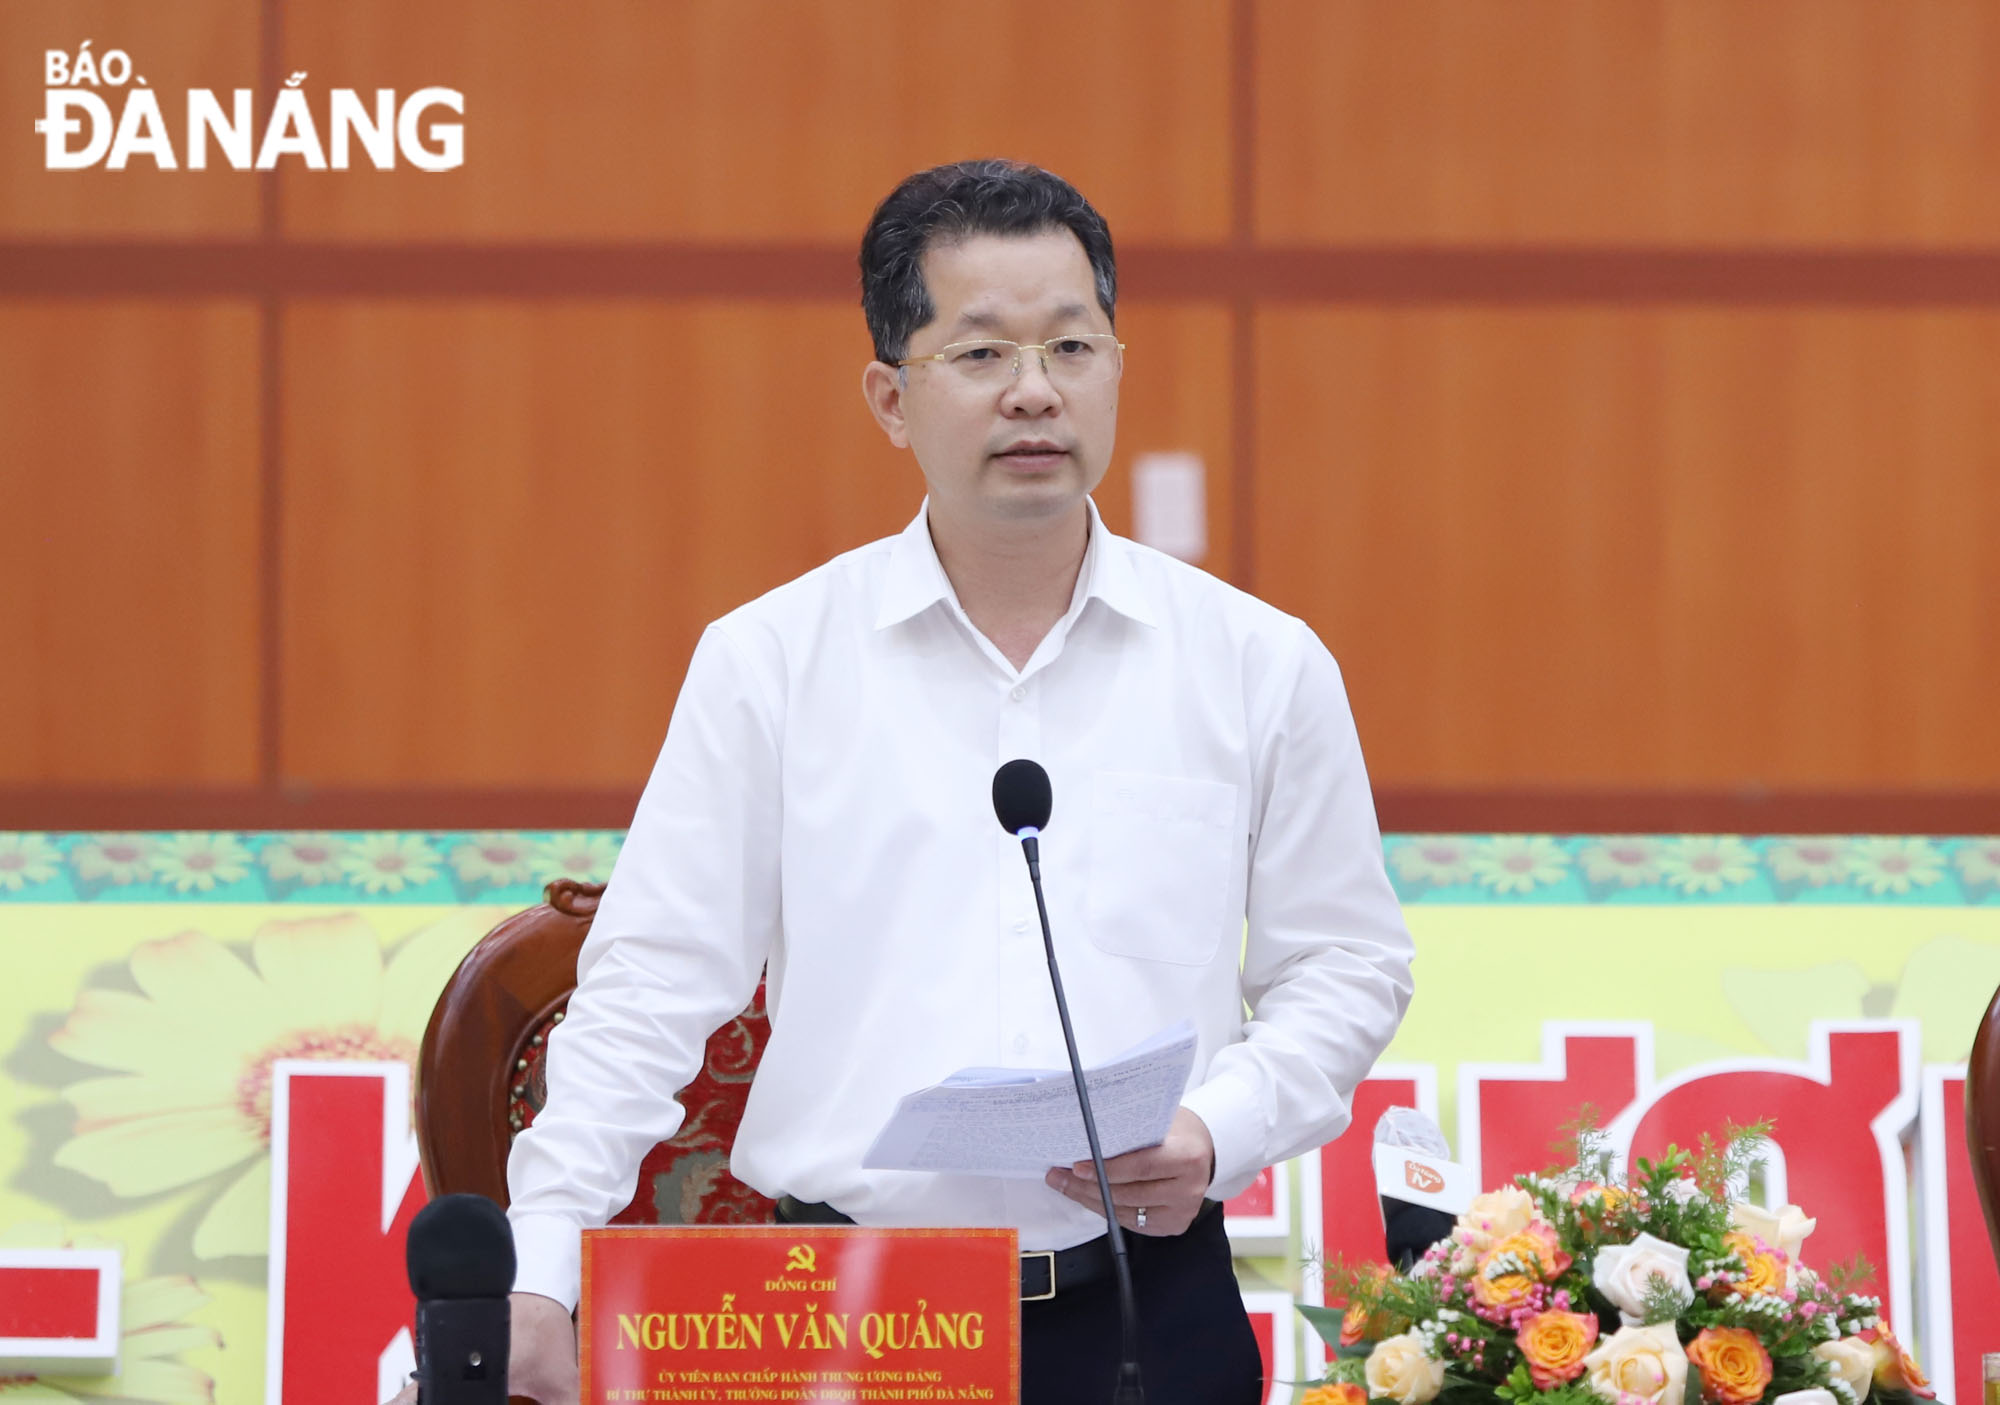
top-left (1042, 1106), bottom-right (1215, 1236)
top-left (376, 1291), bottom-right (579, 1405)
top-left (507, 1292), bottom-right (580, 1404)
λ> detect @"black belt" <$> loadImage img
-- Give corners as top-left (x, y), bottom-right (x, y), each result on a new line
top-left (774, 1195), bottom-right (1220, 1302)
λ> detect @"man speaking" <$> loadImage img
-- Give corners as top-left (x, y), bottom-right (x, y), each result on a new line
top-left (470, 161), bottom-right (1413, 1404)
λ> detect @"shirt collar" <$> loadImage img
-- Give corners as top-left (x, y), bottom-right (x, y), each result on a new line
top-left (872, 498), bottom-right (1160, 632)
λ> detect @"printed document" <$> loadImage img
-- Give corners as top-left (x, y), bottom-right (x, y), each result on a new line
top-left (861, 1022), bottom-right (1198, 1177)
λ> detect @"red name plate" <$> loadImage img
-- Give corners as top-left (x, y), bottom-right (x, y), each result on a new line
top-left (582, 1226), bottom-right (1020, 1405)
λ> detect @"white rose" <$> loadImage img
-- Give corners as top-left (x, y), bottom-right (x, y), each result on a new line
top-left (1591, 1232), bottom-right (1693, 1322)
top-left (1660, 1176), bottom-right (1707, 1207)
top-left (1731, 1201), bottom-right (1816, 1259)
top-left (1582, 1322), bottom-right (1689, 1405)
top-left (1775, 1390), bottom-right (1839, 1405)
top-left (1815, 1337), bottom-right (1875, 1401)
top-left (1366, 1332), bottom-right (1446, 1405)
top-left (1455, 1185), bottom-right (1535, 1254)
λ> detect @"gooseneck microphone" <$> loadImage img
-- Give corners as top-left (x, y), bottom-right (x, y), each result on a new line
top-left (406, 1193), bottom-right (515, 1405)
top-left (992, 758), bottom-right (1145, 1405)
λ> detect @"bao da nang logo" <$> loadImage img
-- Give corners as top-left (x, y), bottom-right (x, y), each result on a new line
top-left (37, 41), bottom-right (464, 170)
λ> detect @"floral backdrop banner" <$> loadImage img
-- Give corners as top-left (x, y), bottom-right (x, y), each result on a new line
top-left (0, 832), bottom-right (1997, 1405)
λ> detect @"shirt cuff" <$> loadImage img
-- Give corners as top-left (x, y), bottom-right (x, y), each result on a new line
top-left (507, 1210), bottom-right (584, 1313)
top-left (1180, 1072), bottom-right (1267, 1203)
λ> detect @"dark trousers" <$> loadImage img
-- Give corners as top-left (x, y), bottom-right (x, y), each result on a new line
top-left (774, 1199), bottom-right (1263, 1405)
top-left (1020, 1204), bottom-right (1263, 1405)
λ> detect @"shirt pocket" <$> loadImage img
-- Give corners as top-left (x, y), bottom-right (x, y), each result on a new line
top-left (1084, 770), bottom-right (1240, 967)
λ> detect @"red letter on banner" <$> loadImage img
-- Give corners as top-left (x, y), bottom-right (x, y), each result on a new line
top-left (1619, 1024), bottom-right (1918, 1335)
top-left (1239, 1289), bottom-right (1298, 1405)
top-left (1297, 1067), bottom-right (1436, 1385)
top-left (265, 1061), bottom-right (427, 1405)
top-left (1314, 1071), bottom-right (1430, 1279)
top-left (1920, 1067), bottom-right (2000, 1405)
top-left (1459, 1026), bottom-right (1650, 1189)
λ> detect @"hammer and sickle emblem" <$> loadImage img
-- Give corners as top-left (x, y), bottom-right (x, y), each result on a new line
top-left (1404, 1160), bottom-right (1445, 1195)
top-left (786, 1244), bottom-right (817, 1274)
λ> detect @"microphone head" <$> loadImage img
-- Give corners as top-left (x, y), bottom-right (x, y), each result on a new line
top-left (992, 759), bottom-right (1053, 835)
top-left (406, 1193), bottom-right (516, 1300)
top-left (1374, 1106), bottom-right (1451, 1158)
top-left (1370, 1108), bottom-right (1467, 1271)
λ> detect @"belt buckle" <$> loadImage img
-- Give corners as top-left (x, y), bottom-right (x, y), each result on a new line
top-left (1020, 1249), bottom-right (1056, 1302)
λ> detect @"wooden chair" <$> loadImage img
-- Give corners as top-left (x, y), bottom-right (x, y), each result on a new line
top-left (415, 878), bottom-right (776, 1225)
top-left (1970, 983), bottom-right (2000, 1269)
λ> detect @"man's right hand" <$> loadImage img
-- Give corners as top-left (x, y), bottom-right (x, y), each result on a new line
top-left (376, 1292), bottom-right (577, 1405)
top-left (506, 1291), bottom-right (580, 1404)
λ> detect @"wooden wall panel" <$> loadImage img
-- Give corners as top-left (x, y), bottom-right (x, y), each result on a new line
top-left (280, 299), bottom-right (1225, 788)
top-left (0, 302), bottom-right (262, 784)
top-left (0, 1), bottom-right (262, 236)
top-left (1256, 0), bottom-right (2000, 245)
top-left (1096, 303), bottom-right (1236, 578)
top-left (1254, 308), bottom-right (2000, 790)
top-left (12, 2), bottom-right (2000, 823)
top-left (278, 0), bottom-right (1231, 243)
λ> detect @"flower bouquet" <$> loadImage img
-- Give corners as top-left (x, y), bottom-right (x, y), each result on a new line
top-left (1299, 1125), bottom-right (1930, 1405)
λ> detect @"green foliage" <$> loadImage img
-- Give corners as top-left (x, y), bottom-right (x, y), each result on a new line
top-left (1297, 1302), bottom-right (1348, 1350)
top-left (1686, 1119), bottom-right (1776, 1198)
top-left (1639, 1273), bottom-right (1694, 1325)
top-left (1548, 1104), bottom-right (1615, 1183)
top-left (1494, 1371), bottom-right (1600, 1405)
top-left (1326, 1354), bottom-right (1369, 1384)
top-left (1441, 1373), bottom-right (1527, 1405)
top-left (1822, 1254), bottom-right (1878, 1294)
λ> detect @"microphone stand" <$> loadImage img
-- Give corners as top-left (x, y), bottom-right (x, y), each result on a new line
top-left (1016, 827), bottom-right (1145, 1405)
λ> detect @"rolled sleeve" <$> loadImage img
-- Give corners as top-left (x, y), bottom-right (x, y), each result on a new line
top-left (1192, 623), bottom-right (1416, 1191)
top-left (504, 625), bottom-right (783, 1309)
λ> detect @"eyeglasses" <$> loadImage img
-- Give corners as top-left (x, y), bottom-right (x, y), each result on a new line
top-left (896, 334), bottom-right (1124, 387)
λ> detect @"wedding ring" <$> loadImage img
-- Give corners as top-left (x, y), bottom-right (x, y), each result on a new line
top-left (1134, 1207), bottom-right (1148, 1230)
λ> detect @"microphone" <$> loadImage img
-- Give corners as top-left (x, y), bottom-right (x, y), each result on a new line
top-left (992, 759), bottom-right (1144, 1405)
top-left (406, 1193), bottom-right (515, 1405)
top-left (1371, 1108), bottom-right (1467, 1271)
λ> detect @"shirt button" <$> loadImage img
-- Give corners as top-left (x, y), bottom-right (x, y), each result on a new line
top-left (1013, 1034), bottom-right (1029, 1054)
top-left (1009, 685), bottom-right (1026, 702)
top-left (1012, 918), bottom-right (1029, 936)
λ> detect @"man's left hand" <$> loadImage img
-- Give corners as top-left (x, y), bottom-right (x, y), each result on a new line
top-left (1042, 1106), bottom-right (1215, 1236)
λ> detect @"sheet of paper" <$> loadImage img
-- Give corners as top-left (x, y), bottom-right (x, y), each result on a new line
top-left (861, 1022), bottom-right (1198, 1177)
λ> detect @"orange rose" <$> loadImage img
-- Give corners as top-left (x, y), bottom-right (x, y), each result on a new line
top-left (1721, 1231), bottom-right (1786, 1299)
top-left (1471, 1218), bottom-right (1571, 1312)
top-left (1686, 1327), bottom-right (1773, 1405)
top-left (1862, 1328), bottom-right (1934, 1399)
top-left (1491, 1220), bottom-right (1573, 1280)
top-left (1470, 1266), bottom-right (1536, 1312)
top-left (1518, 1310), bottom-right (1599, 1389)
top-left (1300, 1384), bottom-right (1369, 1405)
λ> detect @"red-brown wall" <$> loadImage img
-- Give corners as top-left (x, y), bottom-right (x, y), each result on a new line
top-left (4, 1), bottom-right (1997, 829)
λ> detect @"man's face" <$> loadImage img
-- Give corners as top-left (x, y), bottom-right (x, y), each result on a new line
top-left (865, 229), bottom-right (1120, 529)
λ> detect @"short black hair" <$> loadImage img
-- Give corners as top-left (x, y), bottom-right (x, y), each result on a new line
top-left (858, 159), bottom-right (1117, 364)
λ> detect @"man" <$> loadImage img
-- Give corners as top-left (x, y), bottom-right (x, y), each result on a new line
top-left (442, 160), bottom-right (1414, 1405)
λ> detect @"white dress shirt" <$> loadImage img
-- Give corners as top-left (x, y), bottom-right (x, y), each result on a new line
top-left (508, 500), bottom-right (1415, 1309)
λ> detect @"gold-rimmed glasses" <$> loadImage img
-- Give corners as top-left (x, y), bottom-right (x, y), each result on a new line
top-left (896, 333), bottom-right (1124, 386)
